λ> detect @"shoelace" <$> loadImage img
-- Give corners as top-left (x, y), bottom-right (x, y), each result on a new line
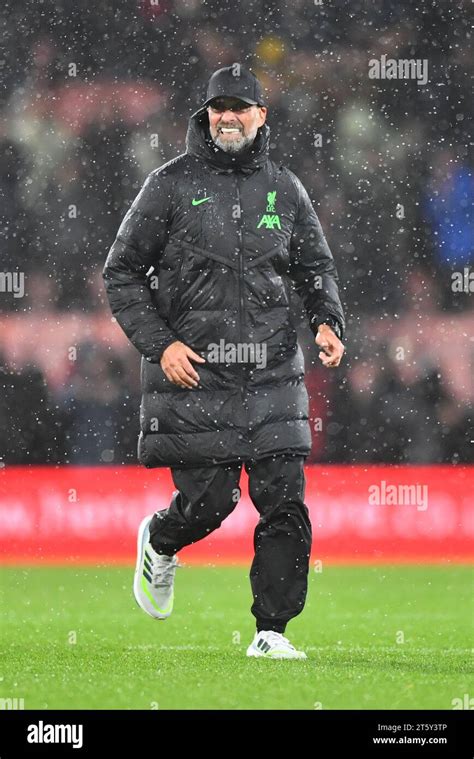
top-left (262, 631), bottom-right (295, 649)
top-left (150, 554), bottom-right (181, 588)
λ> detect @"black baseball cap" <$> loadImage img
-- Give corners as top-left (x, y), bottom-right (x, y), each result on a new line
top-left (201, 64), bottom-right (266, 108)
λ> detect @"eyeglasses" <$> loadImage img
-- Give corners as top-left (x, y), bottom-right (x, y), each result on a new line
top-left (208, 102), bottom-right (254, 113)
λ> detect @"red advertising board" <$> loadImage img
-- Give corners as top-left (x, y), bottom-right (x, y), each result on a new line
top-left (0, 465), bottom-right (472, 564)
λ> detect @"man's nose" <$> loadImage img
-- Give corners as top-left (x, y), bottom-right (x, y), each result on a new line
top-left (220, 110), bottom-right (240, 122)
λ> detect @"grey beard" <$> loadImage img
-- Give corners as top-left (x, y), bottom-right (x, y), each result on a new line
top-left (213, 130), bottom-right (256, 154)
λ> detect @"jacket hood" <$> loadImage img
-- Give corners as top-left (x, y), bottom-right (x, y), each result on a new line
top-left (185, 105), bottom-right (270, 175)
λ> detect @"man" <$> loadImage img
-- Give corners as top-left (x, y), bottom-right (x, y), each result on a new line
top-left (103, 64), bottom-right (345, 659)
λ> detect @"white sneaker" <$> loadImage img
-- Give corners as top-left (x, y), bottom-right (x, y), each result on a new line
top-left (246, 630), bottom-right (307, 659)
top-left (133, 514), bottom-right (182, 619)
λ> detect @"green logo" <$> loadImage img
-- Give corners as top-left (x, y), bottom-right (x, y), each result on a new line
top-left (257, 190), bottom-right (281, 229)
top-left (192, 196), bottom-right (211, 205)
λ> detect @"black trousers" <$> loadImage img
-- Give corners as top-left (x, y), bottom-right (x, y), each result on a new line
top-left (148, 455), bottom-right (312, 634)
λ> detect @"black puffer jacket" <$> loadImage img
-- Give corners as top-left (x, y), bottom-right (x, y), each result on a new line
top-left (103, 106), bottom-right (345, 468)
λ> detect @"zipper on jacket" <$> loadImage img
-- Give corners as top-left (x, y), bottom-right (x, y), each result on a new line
top-left (235, 174), bottom-right (247, 403)
top-left (169, 249), bottom-right (186, 324)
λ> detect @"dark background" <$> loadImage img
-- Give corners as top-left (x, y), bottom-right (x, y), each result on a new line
top-left (0, 0), bottom-right (472, 465)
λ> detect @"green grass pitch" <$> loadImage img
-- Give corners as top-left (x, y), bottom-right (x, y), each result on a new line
top-left (1, 564), bottom-right (472, 710)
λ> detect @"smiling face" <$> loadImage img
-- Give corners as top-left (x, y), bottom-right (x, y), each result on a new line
top-left (207, 97), bottom-right (267, 154)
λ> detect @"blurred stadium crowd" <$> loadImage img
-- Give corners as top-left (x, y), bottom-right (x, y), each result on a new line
top-left (0, 0), bottom-right (472, 465)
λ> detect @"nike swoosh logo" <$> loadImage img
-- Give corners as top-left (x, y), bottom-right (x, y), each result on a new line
top-left (192, 197), bottom-right (211, 205)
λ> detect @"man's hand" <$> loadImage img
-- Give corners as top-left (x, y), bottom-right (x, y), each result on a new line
top-left (315, 324), bottom-right (345, 368)
top-left (160, 341), bottom-right (206, 388)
